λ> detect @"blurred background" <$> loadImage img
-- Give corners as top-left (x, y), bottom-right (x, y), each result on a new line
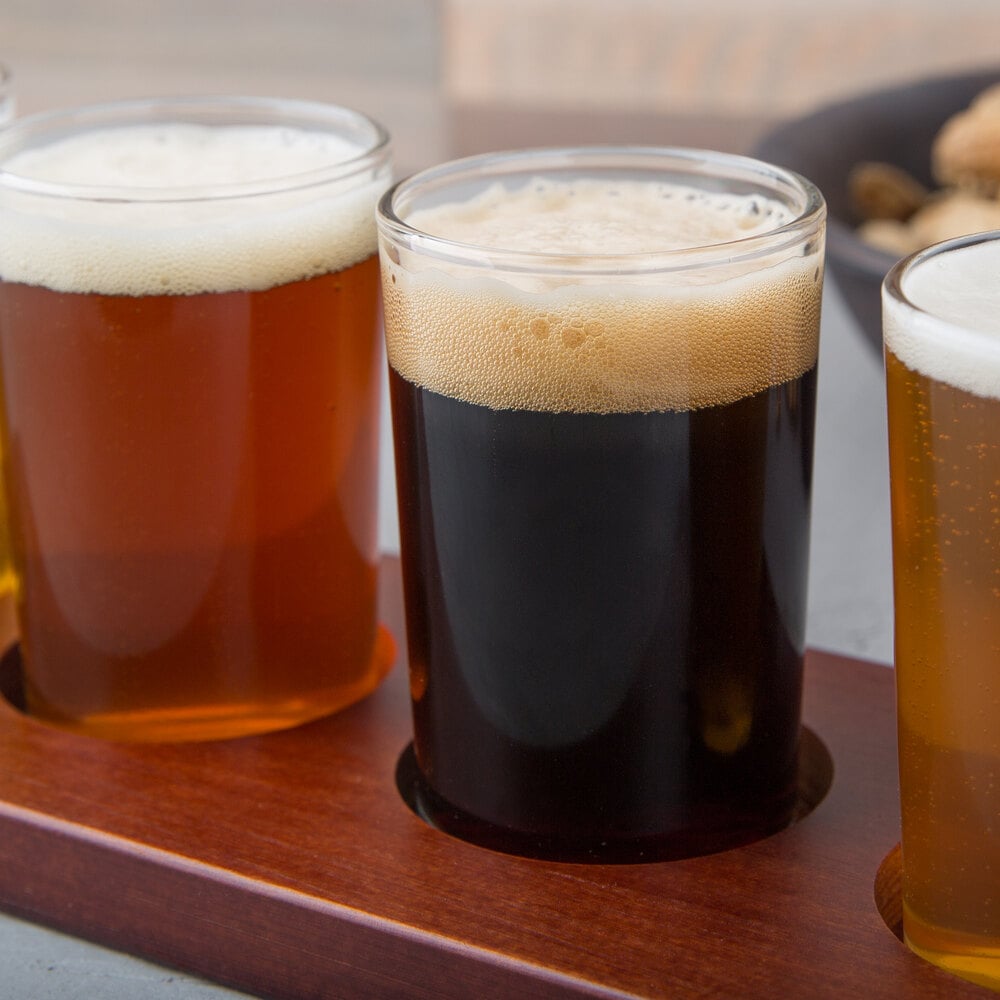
top-left (6, 0), bottom-right (1000, 174)
top-left (2, 2), bottom-right (1000, 997)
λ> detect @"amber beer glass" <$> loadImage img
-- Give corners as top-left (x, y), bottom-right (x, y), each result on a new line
top-left (0, 98), bottom-right (393, 740)
top-left (884, 231), bottom-right (1000, 988)
top-left (378, 148), bottom-right (825, 861)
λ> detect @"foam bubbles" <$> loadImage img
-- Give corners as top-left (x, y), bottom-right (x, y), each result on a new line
top-left (407, 178), bottom-right (794, 255)
top-left (383, 180), bottom-right (822, 414)
top-left (885, 239), bottom-right (1000, 400)
top-left (0, 123), bottom-right (386, 295)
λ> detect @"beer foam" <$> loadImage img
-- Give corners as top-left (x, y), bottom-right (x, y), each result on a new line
top-left (407, 178), bottom-right (795, 253)
top-left (0, 123), bottom-right (387, 295)
top-left (383, 180), bottom-right (822, 414)
top-left (885, 238), bottom-right (1000, 399)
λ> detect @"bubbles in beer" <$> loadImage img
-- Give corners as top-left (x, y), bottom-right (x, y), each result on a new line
top-left (0, 124), bottom-right (385, 295)
top-left (383, 179), bottom-right (822, 414)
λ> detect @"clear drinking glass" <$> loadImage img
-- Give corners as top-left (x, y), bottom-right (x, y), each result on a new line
top-left (0, 97), bottom-right (394, 740)
top-left (379, 146), bottom-right (825, 861)
top-left (884, 229), bottom-right (1000, 989)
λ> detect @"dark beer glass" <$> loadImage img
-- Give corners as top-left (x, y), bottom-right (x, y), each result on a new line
top-left (378, 148), bottom-right (825, 861)
top-left (0, 98), bottom-right (393, 741)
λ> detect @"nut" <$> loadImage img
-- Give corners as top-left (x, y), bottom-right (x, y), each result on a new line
top-left (854, 81), bottom-right (1000, 256)
top-left (908, 190), bottom-right (1000, 248)
top-left (932, 104), bottom-right (1000, 196)
top-left (849, 161), bottom-right (928, 221)
top-left (857, 219), bottom-right (921, 256)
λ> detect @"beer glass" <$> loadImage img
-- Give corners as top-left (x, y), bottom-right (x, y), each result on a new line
top-left (378, 148), bottom-right (826, 861)
top-left (884, 230), bottom-right (1000, 988)
top-left (0, 98), bottom-right (394, 741)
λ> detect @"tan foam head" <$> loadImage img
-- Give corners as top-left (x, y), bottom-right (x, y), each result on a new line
top-left (382, 179), bottom-right (823, 414)
top-left (0, 123), bottom-right (386, 295)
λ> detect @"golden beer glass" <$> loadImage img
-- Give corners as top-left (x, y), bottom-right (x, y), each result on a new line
top-left (884, 229), bottom-right (1000, 989)
top-left (0, 98), bottom-right (394, 740)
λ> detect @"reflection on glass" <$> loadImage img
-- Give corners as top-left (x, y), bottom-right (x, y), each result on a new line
top-left (0, 64), bottom-right (12, 601)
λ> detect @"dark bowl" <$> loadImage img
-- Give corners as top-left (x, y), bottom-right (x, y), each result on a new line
top-left (755, 68), bottom-right (1000, 353)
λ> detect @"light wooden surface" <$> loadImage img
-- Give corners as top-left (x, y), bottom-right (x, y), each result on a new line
top-left (442, 0), bottom-right (1000, 118)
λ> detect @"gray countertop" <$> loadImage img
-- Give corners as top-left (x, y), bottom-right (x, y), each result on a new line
top-left (806, 281), bottom-right (894, 666)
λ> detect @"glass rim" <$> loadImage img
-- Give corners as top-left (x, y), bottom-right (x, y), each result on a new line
top-left (376, 145), bottom-right (826, 276)
top-left (0, 95), bottom-right (391, 204)
top-left (883, 228), bottom-right (1000, 336)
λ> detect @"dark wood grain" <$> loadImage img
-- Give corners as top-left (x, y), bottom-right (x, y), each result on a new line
top-left (0, 558), bottom-right (987, 998)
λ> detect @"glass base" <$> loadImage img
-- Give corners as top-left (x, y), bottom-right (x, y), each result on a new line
top-left (395, 741), bottom-right (822, 864)
top-left (7, 624), bottom-right (396, 742)
top-left (905, 904), bottom-right (1000, 992)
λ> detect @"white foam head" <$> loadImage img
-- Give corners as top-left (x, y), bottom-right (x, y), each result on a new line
top-left (884, 236), bottom-right (1000, 399)
top-left (0, 112), bottom-right (391, 296)
top-left (382, 177), bottom-right (824, 414)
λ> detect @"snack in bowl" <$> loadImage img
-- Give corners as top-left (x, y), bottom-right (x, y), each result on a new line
top-left (854, 83), bottom-right (1000, 256)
